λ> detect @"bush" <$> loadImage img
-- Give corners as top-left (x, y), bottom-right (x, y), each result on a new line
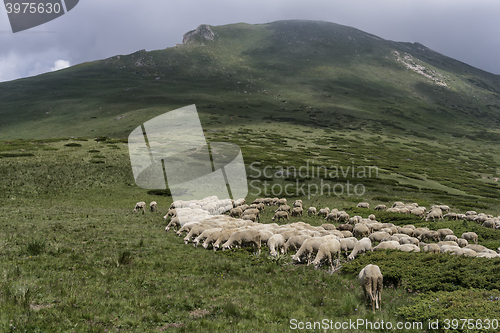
top-left (26, 238), bottom-right (46, 256)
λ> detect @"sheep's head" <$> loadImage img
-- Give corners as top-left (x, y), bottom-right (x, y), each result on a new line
top-left (165, 226), bottom-right (170, 232)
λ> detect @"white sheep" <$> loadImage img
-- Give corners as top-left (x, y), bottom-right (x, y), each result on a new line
top-left (291, 207), bottom-right (303, 217)
top-left (396, 244), bottom-right (420, 252)
top-left (312, 239), bottom-right (342, 270)
top-left (268, 234), bottom-right (285, 256)
top-left (358, 264), bottom-right (383, 313)
top-left (374, 204), bottom-right (387, 211)
top-left (339, 237), bottom-right (358, 256)
top-left (348, 237), bottom-right (372, 260)
top-left (317, 208), bottom-right (331, 217)
top-left (133, 201), bottom-right (146, 214)
top-left (461, 232), bottom-right (478, 245)
top-left (149, 201), bottom-right (158, 212)
top-left (272, 211), bottom-right (289, 223)
top-left (283, 235), bottom-right (311, 254)
top-left (356, 202), bottom-right (369, 209)
top-left (193, 228), bottom-right (222, 247)
top-left (307, 207), bottom-right (317, 216)
top-left (423, 243), bottom-right (440, 253)
top-left (221, 229), bottom-right (261, 254)
top-left (292, 237), bottom-right (330, 264)
top-left (373, 241), bottom-right (400, 251)
top-left (437, 228), bottom-right (454, 240)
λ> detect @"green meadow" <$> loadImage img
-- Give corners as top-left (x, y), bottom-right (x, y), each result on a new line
top-left (1, 20), bottom-right (500, 332)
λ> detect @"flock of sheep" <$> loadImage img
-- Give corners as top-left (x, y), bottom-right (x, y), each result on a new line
top-left (133, 196), bottom-right (500, 311)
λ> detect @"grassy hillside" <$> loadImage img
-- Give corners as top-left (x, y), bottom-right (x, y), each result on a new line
top-left (0, 20), bottom-right (499, 140)
top-left (1, 20), bottom-right (500, 332)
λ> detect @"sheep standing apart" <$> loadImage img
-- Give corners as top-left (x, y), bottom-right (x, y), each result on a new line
top-left (307, 207), bottom-right (317, 216)
top-left (356, 202), bottom-right (370, 209)
top-left (312, 239), bottom-right (341, 270)
top-left (348, 237), bottom-right (372, 260)
top-left (272, 211), bottom-right (289, 223)
top-left (359, 264), bottom-right (383, 313)
top-left (150, 201), bottom-right (158, 212)
top-left (133, 202), bottom-right (146, 214)
top-left (268, 234), bottom-right (285, 256)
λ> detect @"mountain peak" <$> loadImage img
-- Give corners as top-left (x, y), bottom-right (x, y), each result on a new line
top-left (182, 24), bottom-right (216, 44)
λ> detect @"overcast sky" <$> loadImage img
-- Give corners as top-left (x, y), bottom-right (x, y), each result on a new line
top-left (1, 0), bottom-right (499, 82)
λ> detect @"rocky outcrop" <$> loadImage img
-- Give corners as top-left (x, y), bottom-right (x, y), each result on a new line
top-left (183, 24), bottom-right (216, 44)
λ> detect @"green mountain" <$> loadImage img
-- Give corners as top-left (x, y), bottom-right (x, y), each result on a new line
top-left (1, 20), bottom-right (499, 140)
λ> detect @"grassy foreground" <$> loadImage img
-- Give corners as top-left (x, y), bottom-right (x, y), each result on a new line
top-left (1, 132), bottom-right (500, 332)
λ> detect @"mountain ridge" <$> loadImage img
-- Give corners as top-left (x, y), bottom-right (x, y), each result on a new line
top-left (0, 19), bottom-right (499, 140)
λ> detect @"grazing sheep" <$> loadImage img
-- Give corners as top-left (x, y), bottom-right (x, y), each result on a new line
top-left (275, 205), bottom-right (291, 214)
top-left (397, 227), bottom-right (414, 237)
top-left (456, 238), bottom-right (468, 248)
top-left (374, 205), bottom-right (387, 211)
top-left (353, 224), bottom-right (370, 238)
top-left (418, 230), bottom-right (440, 243)
top-left (268, 234), bottom-right (285, 256)
top-left (242, 213), bottom-right (259, 223)
top-left (291, 207), bottom-right (303, 217)
top-left (373, 240), bottom-right (400, 251)
top-left (133, 201), bottom-right (146, 214)
top-left (337, 211), bottom-right (350, 223)
top-left (307, 207), bottom-right (317, 216)
top-left (410, 207), bottom-right (426, 219)
top-left (437, 228), bottom-right (454, 240)
top-left (396, 244), bottom-right (420, 253)
top-left (293, 200), bottom-right (303, 208)
top-left (229, 207), bottom-right (243, 218)
top-left (293, 237), bottom-right (331, 264)
top-left (340, 230), bottom-right (353, 238)
top-left (338, 224), bottom-right (353, 232)
top-left (175, 221), bottom-right (200, 236)
top-left (398, 237), bottom-right (419, 246)
top-left (317, 208), bottom-right (331, 218)
top-left (278, 198), bottom-right (287, 206)
top-left (358, 264), bottom-right (383, 313)
top-left (425, 209), bottom-right (443, 222)
top-left (283, 235), bottom-right (312, 254)
top-left (163, 209), bottom-right (177, 220)
top-left (482, 220), bottom-right (496, 229)
top-left (213, 228), bottom-right (239, 251)
top-left (461, 232), bottom-right (478, 245)
top-left (222, 229), bottom-right (261, 254)
top-left (348, 237), bottom-right (372, 260)
top-left (444, 213), bottom-right (458, 220)
top-left (165, 217), bottom-right (182, 232)
top-left (325, 212), bottom-right (338, 222)
top-left (193, 228), bottom-right (222, 247)
top-left (392, 201), bottom-right (405, 208)
top-left (438, 241), bottom-right (459, 248)
top-left (263, 198), bottom-right (274, 206)
top-left (356, 202), bottom-right (370, 209)
top-left (465, 244), bottom-right (487, 252)
top-left (202, 229), bottom-right (224, 249)
top-left (368, 214), bottom-right (376, 221)
top-left (443, 235), bottom-right (458, 242)
top-left (272, 211), bottom-right (289, 223)
top-left (465, 210), bottom-right (477, 216)
top-left (321, 223), bottom-right (336, 230)
top-left (149, 201), bottom-right (157, 212)
top-left (437, 205), bottom-right (450, 213)
top-left (339, 237), bottom-right (358, 256)
top-left (233, 198), bottom-right (245, 207)
top-left (423, 243), bottom-right (440, 253)
top-left (312, 239), bottom-right (342, 270)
